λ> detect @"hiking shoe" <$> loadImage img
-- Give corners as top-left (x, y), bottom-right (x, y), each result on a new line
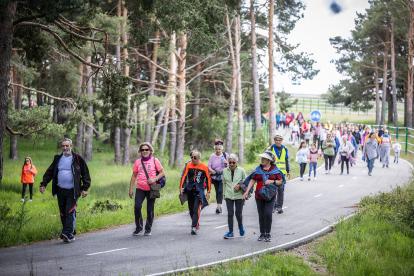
top-left (278, 209), bottom-right (283, 214)
top-left (264, 233), bottom-right (272, 242)
top-left (144, 231), bottom-right (151, 236)
top-left (347, 171), bottom-right (349, 174)
top-left (191, 227), bottom-right (197, 235)
top-left (132, 228), bottom-right (142, 236)
top-left (257, 233), bottom-right (265, 241)
top-left (239, 225), bottom-right (245, 236)
top-left (223, 232), bottom-right (234, 239)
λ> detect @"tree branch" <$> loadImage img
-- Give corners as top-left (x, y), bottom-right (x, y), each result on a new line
top-left (6, 125), bottom-right (47, 137)
top-left (133, 48), bottom-right (180, 78)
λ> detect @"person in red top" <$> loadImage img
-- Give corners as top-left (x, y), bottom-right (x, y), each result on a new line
top-left (242, 151), bottom-right (284, 242)
top-left (285, 115), bottom-right (292, 126)
top-left (21, 157), bottom-right (37, 202)
top-left (180, 150), bottom-right (211, 235)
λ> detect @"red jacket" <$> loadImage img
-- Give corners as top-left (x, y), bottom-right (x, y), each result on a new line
top-left (21, 164), bottom-right (37, 184)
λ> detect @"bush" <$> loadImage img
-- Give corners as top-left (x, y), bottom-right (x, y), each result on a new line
top-left (246, 128), bottom-right (269, 164)
top-left (0, 199), bottom-right (31, 247)
top-left (360, 185), bottom-right (414, 232)
top-left (89, 198), bottom-right (123, 213)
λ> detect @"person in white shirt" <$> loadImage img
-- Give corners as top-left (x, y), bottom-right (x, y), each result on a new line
top-left (338, 136), bottom-right (354, 175)
top-left (392, 139), bottom-right (401, 163)
top-left (291, 121), bottom-right (300, 146)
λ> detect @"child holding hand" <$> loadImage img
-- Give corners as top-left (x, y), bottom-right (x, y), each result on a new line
top-left (308, 143), bottom-right (321, 181)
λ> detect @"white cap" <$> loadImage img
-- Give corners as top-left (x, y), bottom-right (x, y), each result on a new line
top-left (258, 152), bottom-right (273, 161)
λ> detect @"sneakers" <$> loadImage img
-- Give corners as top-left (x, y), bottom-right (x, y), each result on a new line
top-left (328, 170), bottom-right (331, 174)
top-left (223, 232), bottom-right (234, 239)
top-left (215, 207), bottom-right (222, 214)
top-left (308, 176), bottom-right (311, 181)
top-left (28, 199), bottom-right (32, 202)
top-left (239, 225), bottom-right (245, 236)
top-left (273, 207), bottom-right (279, 213)
top-left (264, 233), bottom-right (272, 242)
top-left (257, 233), bottom-right (265, 241)
top-left (132, 228), bottom-right (142, 236)
top-left (369, 172), bottom-right (372, 176)
top-left (144, 230), bottom-right (151, 236)
top-left (20, 199), bottom-right (24, 202)
top-left (300, 177), bottom-right (303, 181)
top-left (60, 233), bottom-right (75, 243)
top-left (278, 209), bottom-right (283, 214)
top-left (340, 172), bottom-right (343, 175)
top-left (382, 164), bottom-right (385, 168)
top-left (386, 165), bottom-right (389, 168)
top-left (347, 171), bottom-right (349, 174)
top-left (325, 170), bottom-right (328, 174)
top-left (191, 227), bottom-right (197, 235)
top-left (313, 177), bottom-right (317, 181)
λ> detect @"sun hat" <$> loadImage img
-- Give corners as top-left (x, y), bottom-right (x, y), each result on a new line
top-left (258, 152), bottom-right (274, 162)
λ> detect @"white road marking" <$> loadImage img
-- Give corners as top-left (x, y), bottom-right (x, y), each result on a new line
top-left (215, 225), bottom-right (228, 229)
top-left (352, 177), bottom-right (357, 180)
top-left (314, 194), bottom-right (322, 197)
top-left (87, 248), bottom-right (129, 256)
top-left (338, 185), bottom-right (344, 188)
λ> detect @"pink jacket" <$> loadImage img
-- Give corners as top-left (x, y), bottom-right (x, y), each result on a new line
top-left (308, 150), bottom-right (321, 163)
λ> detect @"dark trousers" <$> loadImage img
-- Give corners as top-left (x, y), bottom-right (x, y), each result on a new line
top-left (134, 188), bottom-right (156, 232)
top-left (22, 183), bottom-right (33, 199)
top-left (256, 195), bottom-right (277, 234)
top-left (212, 179), bottom-right (223, 204)
top-left (341, 155), bottom-right (349, 172)
top-left (187, 190), bottom-right (202, 228)
top-left (332, 151), bottom-right (338, 166)
top-left (300, 163), bottom-right (307, 177)
top-left (324, 154), bottom-right (333, 170)
top-left (225, 198), bottom-right (243, 232)
top-left (319, 140), bottom-right (325, 151)
top-left (273, 184), bottom-right (284, 210)
top-left (57, 186), bottom-right (78, 237)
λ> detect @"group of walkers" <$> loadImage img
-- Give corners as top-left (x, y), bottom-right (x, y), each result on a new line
top-left (25, 119), bottom-right (402, 244)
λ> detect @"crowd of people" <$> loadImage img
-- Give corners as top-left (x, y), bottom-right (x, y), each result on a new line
top-left (22, 116), bottom-right (402, 244)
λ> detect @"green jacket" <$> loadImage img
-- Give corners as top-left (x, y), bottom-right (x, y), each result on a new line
top-left (223, 166), bottom-right (247, 200)
top-left (322, 139), bottom-right (336, 156)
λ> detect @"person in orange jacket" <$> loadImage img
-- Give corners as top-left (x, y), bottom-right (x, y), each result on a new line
top-left (21, 157), bottom-right (37, 202)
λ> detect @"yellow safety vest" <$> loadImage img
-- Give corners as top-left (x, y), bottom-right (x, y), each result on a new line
top-left (271, 146), bottom-right (287, 175)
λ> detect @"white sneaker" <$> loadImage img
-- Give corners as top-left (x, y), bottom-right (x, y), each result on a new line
top-left (20, 199), bottom-right (24, 202)
top-left (313, 177), bottom-right (317, 181)
top-left (300, 177), bottom-right (303, 181)
top-left (328, 170), bottom-right (331, 174)
top-left (28, 200), bottom-right (32, 202)
top-left (325, 170), bottom-right (328, 174)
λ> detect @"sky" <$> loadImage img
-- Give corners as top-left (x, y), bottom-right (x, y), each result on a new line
top-left (272, 0), bottom-right (370, 95)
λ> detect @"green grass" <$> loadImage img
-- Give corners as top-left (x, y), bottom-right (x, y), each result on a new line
top-left (182, 253), bottom-right (319, 276)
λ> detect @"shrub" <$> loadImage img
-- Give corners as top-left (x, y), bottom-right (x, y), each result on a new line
top-left (89, 198), bottom-right (123, 213)
top-left (0, 199), bottom-right (31, 247)
top-left (246, 128), bottom-right (269, 164)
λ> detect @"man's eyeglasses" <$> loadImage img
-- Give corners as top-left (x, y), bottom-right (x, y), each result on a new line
top-left (229, 162), bottom-right (236, 164)
top-left (141, 148), bottom-right (150, 152)
top-left (191, 156), bottom-right (199, 159)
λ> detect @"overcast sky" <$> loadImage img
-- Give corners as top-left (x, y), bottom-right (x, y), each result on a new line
top-left (271, 0), bottom-right (370, 95)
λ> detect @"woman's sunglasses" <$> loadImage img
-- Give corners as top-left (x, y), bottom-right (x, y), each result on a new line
top-left (141, 148), bottom-right (150, 152)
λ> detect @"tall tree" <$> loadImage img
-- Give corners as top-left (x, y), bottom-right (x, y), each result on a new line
top-left (250, 0), bottom-right (261, 134)
top-left (268, 0), bottom-right (277, 139)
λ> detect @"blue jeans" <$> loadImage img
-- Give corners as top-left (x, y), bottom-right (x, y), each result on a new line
top-left (367, 158), bottom-right (375, 173)
top-left (309, 162), bottom-right (317, 177)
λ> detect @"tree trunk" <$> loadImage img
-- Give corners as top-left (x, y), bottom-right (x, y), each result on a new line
top-left (122, 2), bottom-right (131, 165)
top-left (191, 59), bottom-right (201, 135)
top-left (145, 30), bottom-right (160, 143)
top-left (250, 0), bottom-right (261, 133)
top-left (235, 13), bottom-right (244, 165)
top-left (84, 56), bottom-right (93, 162)
top-left (103, 123), bottom-right (109, 143)
top-left (151, 107), bottom-right (166, 146)
top-left (175, 32), bottom-right (187, 168)
top-left (388, 90), bottom-right (394, 124)
top-left (9, 134), bottom-right (18, 160)
top-left (225, 10), bottom-right (237, 155)
top-left (76, 122), bottom-right (84, 154)
top-left (114, 0), bottom-right (122, 162)
top-left (136, 103), bottom-right (141, 143)
top-left (390, 16), bottom-right (398, 127)
top-left (168, 33), bottom-right (177, 166)
top-left (381, 28), bottom-right (389, 125)
top-left (268, 0), bottom-right (277, 139)
top-left (375, 46), bottom-right (380, 125)
top-left (407, 6), bottom-right (414, 128)
top-left (160, 108), bottom-right (169, 157)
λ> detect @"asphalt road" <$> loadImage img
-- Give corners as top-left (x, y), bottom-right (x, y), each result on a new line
top-left (0, 150), bottom-right (412, 276)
